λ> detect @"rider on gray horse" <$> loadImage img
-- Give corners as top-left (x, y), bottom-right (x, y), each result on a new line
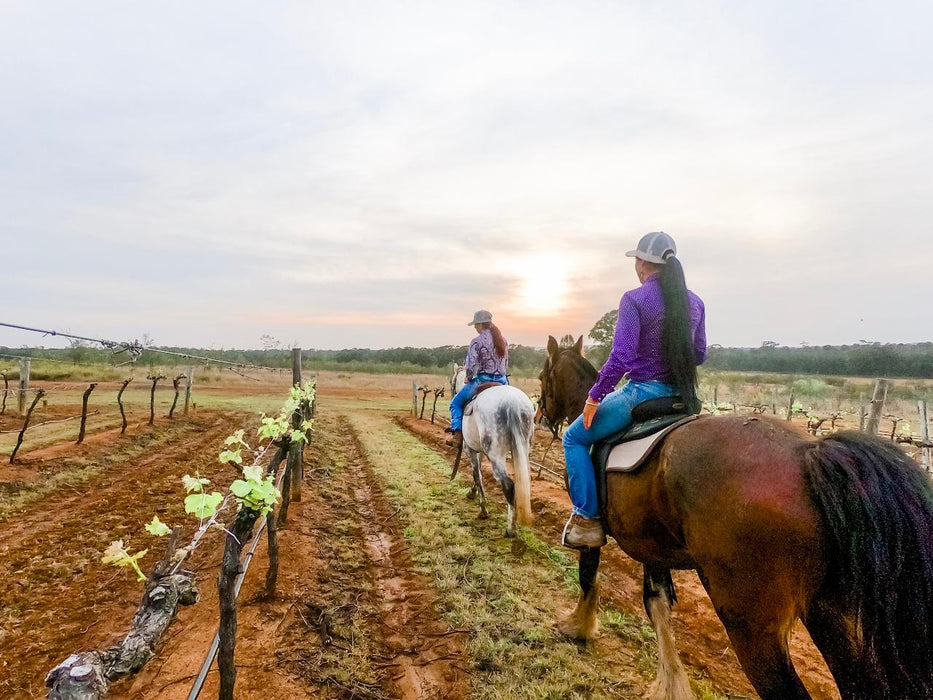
top-left (446, 309), bottom-right (509, 448)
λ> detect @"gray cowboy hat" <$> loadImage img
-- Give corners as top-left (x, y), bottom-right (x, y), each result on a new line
top-left (468, 309), bottom-right (492, 325)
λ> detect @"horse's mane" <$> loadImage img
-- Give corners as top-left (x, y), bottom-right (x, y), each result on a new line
top-left (556, 347), bottom-right (598, 380)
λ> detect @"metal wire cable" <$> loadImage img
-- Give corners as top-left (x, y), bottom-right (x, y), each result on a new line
top-left (0, 321), bottom-right (288, 372)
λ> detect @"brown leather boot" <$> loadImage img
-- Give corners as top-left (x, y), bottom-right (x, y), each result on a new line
top-left (445, 430), bottom-right (463, 448)
top-left (561, 513), bottom-right (607, 549)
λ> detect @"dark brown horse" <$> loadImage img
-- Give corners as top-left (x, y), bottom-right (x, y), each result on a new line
top-left (535, 335), bottom-right (596, 436)
top-left (540, 343), bottom-right (933, 700)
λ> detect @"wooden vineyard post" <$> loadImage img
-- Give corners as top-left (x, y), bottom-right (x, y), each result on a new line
top-left (412, 380), bottom-right (418, 416)
top-left (771, 387), bottom-right (777, 415)
top-left (217, 508), bottom-right (261, 700)
top-left (146, 374), bottom-right (164, 426)
top-left (183, 366), bottom-right (193, 415)
top-left (18, 357), bottom-right (30, 415)
top-left (919, 400), bottom-right (931, 471)
top-left (865, 379), bottom-right (890, 437)
top-left (785, 391), bottom-right (795, 422)
top-left (10, 388), bottom-right (44, 463)
top-left (76, 383), bottom-right (97, 444)
top-left (168, 373), bottom-right (186, 418)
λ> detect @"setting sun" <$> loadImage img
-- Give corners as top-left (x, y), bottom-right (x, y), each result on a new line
top-left (516, 254), bottom-right (569, 316)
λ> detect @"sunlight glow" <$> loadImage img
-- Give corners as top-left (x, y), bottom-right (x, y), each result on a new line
top-left (516, 255), bottom-right (569, 316)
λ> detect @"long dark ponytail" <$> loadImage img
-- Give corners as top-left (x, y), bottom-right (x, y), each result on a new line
top-left (658, 255), bottom-right (699, 412)
top-left (480, 322), bottom-right (508, 359)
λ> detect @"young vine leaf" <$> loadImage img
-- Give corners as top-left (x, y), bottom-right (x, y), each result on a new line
top-left (184, 491), bottom-right (224, 519)
top-left (182, 474), bottom-right (210, 493)
top-left (102, 540), bottom-right (149, 581)
top-left (230, 464), bottom-right (280, 515)
top-left (145, 515), bottom-right (171, 537)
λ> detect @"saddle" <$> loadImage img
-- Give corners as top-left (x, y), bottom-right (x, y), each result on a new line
top-left (462, 382), bottom-right (505, 417)
top-left (591, 397), bottom-right (699, 518)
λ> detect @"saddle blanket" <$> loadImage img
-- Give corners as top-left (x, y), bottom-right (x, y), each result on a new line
top-left (605, 415), bottom-right (698, 473)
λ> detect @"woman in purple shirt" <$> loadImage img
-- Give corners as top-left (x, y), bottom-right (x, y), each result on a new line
top-left (446, 309), bottom-right (509, 448)
top-left (562, 232), bottom-right (707, 549)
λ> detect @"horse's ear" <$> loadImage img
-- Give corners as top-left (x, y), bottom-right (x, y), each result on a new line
top-left (547, 335), bottom-right (559, 359)
top-left (573, 335), bottom-right (584, 355)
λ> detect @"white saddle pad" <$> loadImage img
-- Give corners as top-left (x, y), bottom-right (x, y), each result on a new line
top-left (605, 416), bottom-right (698, 473)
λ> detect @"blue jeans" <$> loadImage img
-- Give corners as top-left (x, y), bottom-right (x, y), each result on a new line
top-left (449, 374), bottom-right (508, 430)
top-left (563, 380), bottom-right (676, 518)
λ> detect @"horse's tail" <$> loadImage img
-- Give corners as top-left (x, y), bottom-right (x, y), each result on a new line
top-left (803, 430), bottom-right (933, 696)
top-left (508, 400), bottom-right (534, 526)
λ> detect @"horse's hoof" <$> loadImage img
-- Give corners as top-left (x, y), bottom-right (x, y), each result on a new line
top-left (504, 528), bottom-right (515, 538)
top-left (511, 538), bottom-right (526, 557)
top-left (478, 511), bottom-right (489, 520)
top-left (556, 612), bottom-right (596, 641)
top-left (466, 490), bottom-right (476, 501)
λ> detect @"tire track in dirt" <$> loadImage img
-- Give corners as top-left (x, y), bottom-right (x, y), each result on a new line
top-left (340, 415), bottom-right (469, 699)
top-left (0, 412), bottom-right (251, 698)
top-left (398, 414), bottom-right (841, 700)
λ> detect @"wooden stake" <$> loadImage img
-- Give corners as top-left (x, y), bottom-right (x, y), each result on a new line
top-left (865, 379), bottom-right (890, 436)
top-left (183, 366), bottom-right (193, 416)
top-left (18, 358), bottom-right (30, 415)
top-left (785, 391), bottom-right (795, 422)
top-left (919, 400), bottom-right (931, 471)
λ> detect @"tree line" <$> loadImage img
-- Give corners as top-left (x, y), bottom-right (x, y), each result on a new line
top-left (4, 335), bottom-right (933, 379)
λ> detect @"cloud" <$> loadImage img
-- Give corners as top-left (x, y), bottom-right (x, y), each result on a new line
top-left (1, 1), bottom-right (931, 349)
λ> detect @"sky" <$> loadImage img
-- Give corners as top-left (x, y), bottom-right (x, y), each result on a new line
top-left (1, 1), bottom-right (931, 351)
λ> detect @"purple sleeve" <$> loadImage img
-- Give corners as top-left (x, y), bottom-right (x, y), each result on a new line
top-left (589, 295), bottom-right (639, 402)
top-left (694, 299), bottom-right (707, 365)
top-left (464, 338), bottom-right (480, 381)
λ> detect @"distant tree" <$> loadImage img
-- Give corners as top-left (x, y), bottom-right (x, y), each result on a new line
top-left (67, 338), bottom-right (91, 365)
top-left (587, 309), bottom-right (618, 368)
top-left (761, 340), bottom-right (779, 349)
top-left (559, 334), bottom-right (576, 349)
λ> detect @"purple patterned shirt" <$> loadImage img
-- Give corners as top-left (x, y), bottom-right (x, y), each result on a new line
top-left (465, 329), bottom-right (508, 380)
top-left (588, 275), bottom-right (706, 402)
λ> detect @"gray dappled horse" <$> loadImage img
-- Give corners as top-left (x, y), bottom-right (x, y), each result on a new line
top-left (452, 383), bottom-right (535, 538)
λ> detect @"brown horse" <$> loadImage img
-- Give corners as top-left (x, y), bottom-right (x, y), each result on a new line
top-left (540, 342), bottom-right (933, 700)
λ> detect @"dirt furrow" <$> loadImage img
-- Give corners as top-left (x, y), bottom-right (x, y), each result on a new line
top-left (341, 415), bottom-right (469, 699)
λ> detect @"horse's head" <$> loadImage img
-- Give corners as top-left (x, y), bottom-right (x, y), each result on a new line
top-left (450, 363), bottom-right (466, 395)
top-left (537, 334), bottom-right (597, 434)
